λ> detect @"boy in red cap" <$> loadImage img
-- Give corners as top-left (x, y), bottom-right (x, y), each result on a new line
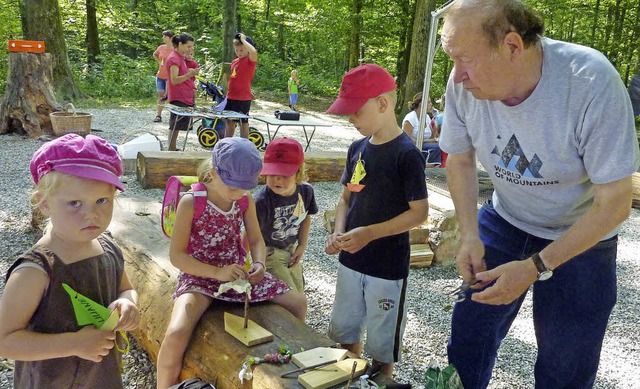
top-left (325, 64), bottom-right (428, 377)
top-left (255, 137), bottom-right (318, 293)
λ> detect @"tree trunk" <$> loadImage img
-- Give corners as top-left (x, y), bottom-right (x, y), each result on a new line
top-left (395, 0), bottom-right (415, 115)
top-left (86, 0), bottom-right (100, 64)
top-left (403, 0), bottom-right (434, 119)
top-left (222, 0), bottom-right (237, 63)
top-left (0, 52), bottom-right (61, 137)
top-left (23, 0), bottom-right (80, 101)
top-left (348, 0), bottom-right (363, 69)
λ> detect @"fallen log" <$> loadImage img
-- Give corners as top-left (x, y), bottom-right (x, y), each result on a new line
top-left (109, 194), bottom-right (397, 389)
top-left (136, 150), bottom-right (347, 189)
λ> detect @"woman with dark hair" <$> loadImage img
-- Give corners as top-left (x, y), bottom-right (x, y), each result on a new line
top-left (402, 92), bottom-right (442, 167)
top-left (165, 32), bottom-right (199, 151)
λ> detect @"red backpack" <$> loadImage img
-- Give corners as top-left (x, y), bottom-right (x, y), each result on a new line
top-left (161, 176), bottom-right (207, 238)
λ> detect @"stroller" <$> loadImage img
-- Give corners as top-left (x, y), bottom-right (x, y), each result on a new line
top-left (195, 64), bottom-right (266, 150)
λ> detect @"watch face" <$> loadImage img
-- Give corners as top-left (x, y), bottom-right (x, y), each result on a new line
top-left (538, 270), bottom-right (553, 281)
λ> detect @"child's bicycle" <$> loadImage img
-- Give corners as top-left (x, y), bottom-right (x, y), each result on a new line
top-left (194, 64), bottom-right (266, 150)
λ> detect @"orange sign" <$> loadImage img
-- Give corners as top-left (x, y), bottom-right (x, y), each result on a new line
top-left (8, 40), bottom-right (46, 53)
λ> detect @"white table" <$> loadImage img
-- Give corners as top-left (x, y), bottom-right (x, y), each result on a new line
top-left (165, 105), bottom-right (249, 150)
top-left (251, 115), bottom-right (333, 151)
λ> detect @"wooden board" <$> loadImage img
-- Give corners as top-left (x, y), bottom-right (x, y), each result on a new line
top-left (292, 347), bottom-right (349, 368)
top-left (298, 358), bottom-right (367, 389)
top-left (224, 312), bottom-right (273, 347)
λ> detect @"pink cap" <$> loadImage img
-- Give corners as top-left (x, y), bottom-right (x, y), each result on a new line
top-left (261, 138), bottom-right (304, 176)
top-left (327, 64), bottom-right (397, 115)
top-left (30, 134), bottom-right (124, 191)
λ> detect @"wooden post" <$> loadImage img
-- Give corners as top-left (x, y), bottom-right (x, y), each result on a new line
top-left (0, 52), bottom-right (61, 137)
top-left (243, 292), bottom-right (249, 329)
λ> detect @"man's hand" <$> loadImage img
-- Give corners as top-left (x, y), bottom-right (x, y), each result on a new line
top-left (455, 236), bottom-right (486, 282)
top-left (471, 259), bottom-right (538, 305)
top-left (335, 226), bottom-right (373, 254)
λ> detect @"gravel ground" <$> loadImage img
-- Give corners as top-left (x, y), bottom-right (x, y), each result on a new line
top-left (1, 102), bottom-right (639, 388)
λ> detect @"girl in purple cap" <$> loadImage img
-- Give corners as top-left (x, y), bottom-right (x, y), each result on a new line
top-left (0, 134), bottom-right (140, 389)
top-left (156, 138), bottom-right (307, 389)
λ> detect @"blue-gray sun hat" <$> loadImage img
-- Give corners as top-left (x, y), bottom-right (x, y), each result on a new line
top-left (212, 137), bottom-right (262, 190)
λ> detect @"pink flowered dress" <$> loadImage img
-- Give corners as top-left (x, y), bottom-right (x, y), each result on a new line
top-left (173, 195), bottom-right (290, 301)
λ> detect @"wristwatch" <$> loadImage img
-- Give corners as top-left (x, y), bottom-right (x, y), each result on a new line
top-left (531, 252), bottom-right (553, 281)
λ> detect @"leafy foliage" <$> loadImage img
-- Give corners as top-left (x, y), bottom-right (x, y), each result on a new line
top-left (0, 0), bottom-right (638, 105)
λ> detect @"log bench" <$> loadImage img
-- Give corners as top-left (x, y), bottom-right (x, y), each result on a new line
top-left (135, 150), bottom-right (347, 189)
top-left (109, 195), bottom-right (397, 389)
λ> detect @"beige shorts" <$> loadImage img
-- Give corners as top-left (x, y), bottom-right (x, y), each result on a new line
top-left (265, 246), bottom-right (304, 293)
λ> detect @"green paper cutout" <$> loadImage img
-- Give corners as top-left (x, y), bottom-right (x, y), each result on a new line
top-left (62, 283), bottom-right (118, 329)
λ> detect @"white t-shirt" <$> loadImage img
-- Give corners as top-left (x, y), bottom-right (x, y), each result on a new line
top-left (402, 110), bottom-right (432, 140)
top-left (440, 37), bottom-right (640, 240)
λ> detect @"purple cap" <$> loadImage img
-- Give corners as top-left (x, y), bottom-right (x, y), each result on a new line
top-left (30, 134), bottom-right (124, 191)
top-left (212, 137), bottom-right (262, 190)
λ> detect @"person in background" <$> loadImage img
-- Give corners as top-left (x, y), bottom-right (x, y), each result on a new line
top-left (439, 0), bottom-right (640, 388)
top-left (433, 94), bottom-right (448, 167)
top-left (165, 32), bottom-right (199, 151)
top-left (325, 64), bottom-right (428, 378)
top-left (402, 92), bottom-right (442, 167)
top-left (255, 138), bottom-right (318, 293)
top-left (225, 33), bottom-right (258, 139)
top-left (156, 138), bottom-right (306, 388)
top-left (288, 69), bottom-right (299, 111)
top-left (0, 134), bottom-right (140, 388)
top-left (153, 30), bottom-right (174, 123)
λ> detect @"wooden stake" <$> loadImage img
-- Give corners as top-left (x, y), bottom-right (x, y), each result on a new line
top-left (243, 291), bottom-right (249, 329)
top-left (344, 360), bottom-right (357, 388)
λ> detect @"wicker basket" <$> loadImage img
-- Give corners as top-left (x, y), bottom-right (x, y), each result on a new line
top-left (50, 103), bottom-right (92, 137)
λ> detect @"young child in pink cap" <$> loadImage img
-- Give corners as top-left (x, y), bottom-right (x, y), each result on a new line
top-left (254, 137), bottom-right (318, 293)
top-left (0, 134), bottom-right (140, 388)
top-left (156, 137), bottom-right (307, 389)
top-left (325, 63), bottom-right (429, 378)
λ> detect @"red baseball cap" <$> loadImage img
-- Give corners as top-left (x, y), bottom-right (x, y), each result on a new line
top-left (30, 134), bottom-right (124, 191)
top-left (261, 138), bottom-right (304, 177)
top-left (327, 63), bottom-right (397, 115)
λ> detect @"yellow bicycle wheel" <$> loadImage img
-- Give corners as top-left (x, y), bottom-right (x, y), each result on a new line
top-left (198, 128), bottom-right (219, 148)
top-left (248, 128), bottom-right (265, 150)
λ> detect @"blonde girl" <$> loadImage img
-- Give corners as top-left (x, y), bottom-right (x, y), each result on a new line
top-left (156, 137), bottom-right (307, 388)
top-left (0, 134), bottom-right (140, 388)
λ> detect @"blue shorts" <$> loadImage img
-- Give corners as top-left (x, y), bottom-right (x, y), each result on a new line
top-left (328, 264), bottom-right (408, 363)
top-left (289, 94), bottom-right (298, 105)
top-left (156, 77), bottom-right (167, 93)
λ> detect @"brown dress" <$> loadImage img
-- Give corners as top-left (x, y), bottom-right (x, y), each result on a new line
top-left (5, 233), bottom-right (125, 389)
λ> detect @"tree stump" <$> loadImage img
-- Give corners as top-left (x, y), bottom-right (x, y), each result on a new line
top-left (0, 52), bottom-right (61, 137)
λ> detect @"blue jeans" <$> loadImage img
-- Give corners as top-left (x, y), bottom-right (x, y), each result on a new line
top-left (448, 201), bottom-right (617, 389)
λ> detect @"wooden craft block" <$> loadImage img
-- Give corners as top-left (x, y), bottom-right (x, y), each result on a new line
top-left (410, 243), bottom-right (434, 268)
top-left (292, 347), bottom-right (349, 368)
top-left (224, 312), bottom-right (273, 347)
top-left (298, 358), bottom-right (367, 389)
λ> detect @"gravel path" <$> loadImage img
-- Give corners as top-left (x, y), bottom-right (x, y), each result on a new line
top-left (1, 103), bottom-right (639, 388)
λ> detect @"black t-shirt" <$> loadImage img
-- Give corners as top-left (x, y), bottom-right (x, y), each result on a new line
top-left (339, 133), bottom-right (427, 280)
top-left (254, 182), bottom-right (318, 249)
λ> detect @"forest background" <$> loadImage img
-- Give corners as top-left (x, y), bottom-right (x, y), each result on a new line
top-left (0, 0), bottom-right (639, 121)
